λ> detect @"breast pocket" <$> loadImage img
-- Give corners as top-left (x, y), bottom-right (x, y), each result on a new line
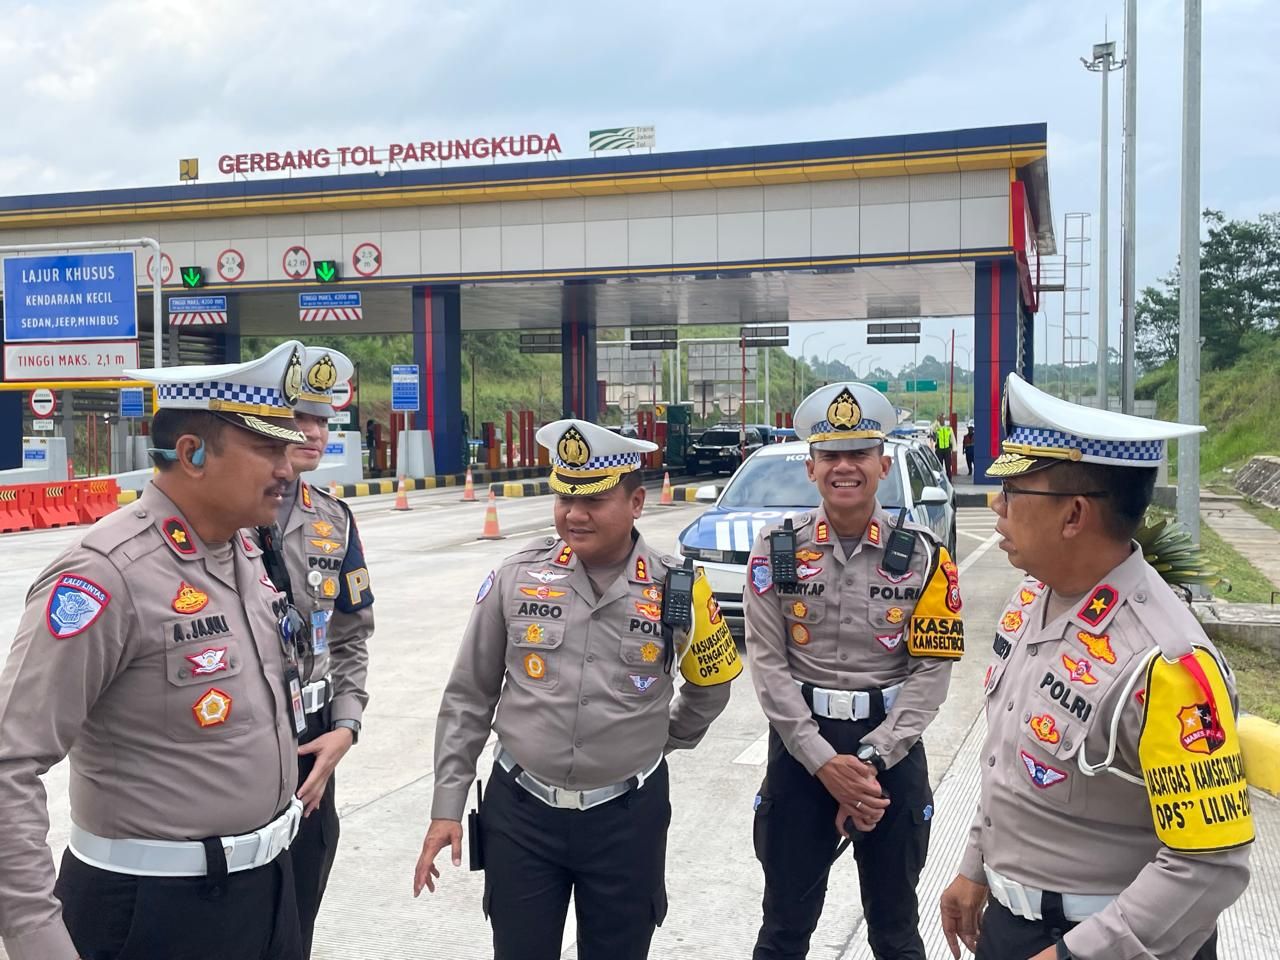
top-left (781, 599), bottom-right (826, 648)
top-left (508, 620), bottom-right (565, 690)
top-left (162, 615), bottom-right (255, 742)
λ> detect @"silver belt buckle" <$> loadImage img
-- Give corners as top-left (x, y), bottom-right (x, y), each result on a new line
top-left (827, 689), bottom-right (853, 719)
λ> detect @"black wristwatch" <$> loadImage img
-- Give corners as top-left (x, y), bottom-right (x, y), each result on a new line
top-left (1055, 938), bottom-right (1073, 960)
top-left (855, 744), bottom-right (886, 774)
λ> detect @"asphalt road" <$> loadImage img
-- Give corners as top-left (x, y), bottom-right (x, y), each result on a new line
top-left (0, 484), bottom-right (1023, 959)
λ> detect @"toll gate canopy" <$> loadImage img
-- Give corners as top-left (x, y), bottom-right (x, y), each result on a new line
top-left (0, 123), bottom-right (1054, 476)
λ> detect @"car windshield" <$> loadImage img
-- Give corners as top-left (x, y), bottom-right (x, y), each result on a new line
top-left (698, 430), bottom-right (744, 446)
top-left (717, 450), bottom-right (906, 509)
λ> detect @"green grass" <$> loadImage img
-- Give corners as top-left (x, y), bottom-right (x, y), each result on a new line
top-left (1141, 336), bottom-right (1280, 480)
top-left (1213, 637), bottom-right (1280, 723)
top-left (1197, 520), bottom-right (1279, 604)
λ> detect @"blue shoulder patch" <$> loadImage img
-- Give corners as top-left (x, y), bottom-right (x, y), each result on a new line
top-left (476, 570), bottom-right (496, 605)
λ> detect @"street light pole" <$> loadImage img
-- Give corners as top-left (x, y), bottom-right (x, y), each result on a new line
top-left (1121, 0), bottom-right (1139, 413)
top-left (1177, 0), bottom-right (1202, 543)
top-left (1084, 37), bottom-right (1123, 410)
top-left (795, 331), bottom-right (826, 409)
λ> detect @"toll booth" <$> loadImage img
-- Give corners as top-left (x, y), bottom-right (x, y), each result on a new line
top-left (664, 403), bottom-right (693, 469)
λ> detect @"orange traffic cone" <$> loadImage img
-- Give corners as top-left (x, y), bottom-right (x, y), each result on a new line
top-left (392, 476), bottom-right (411, 512)
top-left (659, 472), bottom-right (674, 506)
top-left (479, 489), bottom-right (505, 540)
top-left (461, 466), bottom-right (477, 502)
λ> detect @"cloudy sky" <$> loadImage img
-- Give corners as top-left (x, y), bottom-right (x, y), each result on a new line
top-left (3, 0), bottom-right (1275, 374)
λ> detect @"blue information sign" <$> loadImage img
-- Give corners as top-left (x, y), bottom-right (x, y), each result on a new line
top-left (168, 295), bottom-right (227, 312)
top-left (391, 364), bottom-right (420, 412)
top-left (119, 387), bottom-right (145, 419)
top-left (3, 252), bottom-right (138, 342)
top-left (299, 292), bottom-right (361, 309)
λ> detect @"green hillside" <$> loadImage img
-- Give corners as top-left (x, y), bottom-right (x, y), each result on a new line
top-left (1137, 335), bottom-right (1280, 478)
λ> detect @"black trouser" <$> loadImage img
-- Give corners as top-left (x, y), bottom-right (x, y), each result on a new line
top-left (964, 447), bottom-right (974, 475)
top-left (753, 719), bottom-right (933, 960)
top-left (976, 897), bottom-right (1219, 960)
top-left (56, 844), bottom-right (302, 960)
top-left (938, 447), bottom-right (953, 479)
top-left (480, 758), bottom-right (670, 960)
top-left (293, 711), bottom-right (341, 959)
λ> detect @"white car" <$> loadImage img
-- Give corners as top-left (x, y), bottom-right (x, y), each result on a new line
top-left (676, 439), bottom-right (956, 637)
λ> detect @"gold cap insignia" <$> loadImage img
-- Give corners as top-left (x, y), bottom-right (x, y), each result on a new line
top-left (826, 387), bottom-right (862, 430)
top-left (283, 347), bottom-right (303, 405)
top-left (557, 426), bottom-right (591, 467)
top-left (306, 353), bottom-right (338, 392)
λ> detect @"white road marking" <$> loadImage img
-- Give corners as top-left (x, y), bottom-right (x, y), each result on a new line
top-left (732, 731), bottom-right (770, 766)
top-left (958, 533), bottom-right (1001, 573)
top-left (958, 529), bottom-right (993, 542)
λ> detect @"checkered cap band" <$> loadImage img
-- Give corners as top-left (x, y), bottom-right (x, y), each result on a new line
top-left (1007, 426), bottom-right (1164, 463)
top-left (809, 417), bottom-right (882, 437)
top-left (552, 451), bottom-right (642, 473)
top-left (158, 380), bottom-right (288, 410)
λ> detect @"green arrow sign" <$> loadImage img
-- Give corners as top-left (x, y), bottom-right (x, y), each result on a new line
top-left (180, 266), bottom-right (204, 288)
top-left (314, 260), bottom-right (338, 283)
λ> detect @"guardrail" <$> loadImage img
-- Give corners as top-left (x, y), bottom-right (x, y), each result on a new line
top-left (0, 478), bottom-right (121, 533)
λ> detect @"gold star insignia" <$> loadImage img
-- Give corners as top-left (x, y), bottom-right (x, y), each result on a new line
top-left (1089, 597), bottom-right (1108, 615)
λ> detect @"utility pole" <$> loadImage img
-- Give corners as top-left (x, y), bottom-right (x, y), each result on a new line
top-left (1121, 0), bottom-right (1138, 413)
top-left (1083, 37), bottom-right (1122, 410)
top-left (1177, 0), bottom-right (1202, 542)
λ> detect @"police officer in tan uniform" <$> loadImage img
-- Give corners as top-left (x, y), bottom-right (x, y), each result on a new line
top-left (940, 374), bottom-right (1253, 960)
top-left (746, 382), bottom-right (964, 960)
top-left (261, 346), bottom-right (373, 958)
top-left (414, 419), bottom-right (740, 960)
top-left (0, 342), bottom-right (313, 960)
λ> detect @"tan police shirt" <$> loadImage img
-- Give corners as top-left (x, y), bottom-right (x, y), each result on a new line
top-left (959, 548), bottom-right (1252, 959)
top-left (744, 503), bottom-right (960, 775)
top-left (280, 480), bottom-right (373, 724)
top-left (431, 533), bottom-right (733, 822)
top-left (0, 483), bottom-right (299, 960)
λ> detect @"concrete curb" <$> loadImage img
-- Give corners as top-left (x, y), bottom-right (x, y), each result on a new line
top-left (329, 467), bottom-right (543, 499)
top-left (116, 489), bottom-right (139, 506)
top-left (668, 484), bottom-right (720, 503)
top-left (490, 480), bottom-right (553, 498)
top-left (1240, 714), bottom-right (1280, 797)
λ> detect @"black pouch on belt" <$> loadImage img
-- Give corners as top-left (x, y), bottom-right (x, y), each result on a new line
top-left (468, 779), bottom-right (484, 871)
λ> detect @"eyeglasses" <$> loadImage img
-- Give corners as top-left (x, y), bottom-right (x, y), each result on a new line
top-left (999, 483), bottom-right (1110, 501)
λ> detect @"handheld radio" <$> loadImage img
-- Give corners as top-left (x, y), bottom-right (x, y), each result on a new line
top-left (881, 507), bottom-right (917, 576)
top-left (768, 518), bottom-right (799, 587)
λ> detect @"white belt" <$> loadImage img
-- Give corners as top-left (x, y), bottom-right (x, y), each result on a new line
top-left (302, 675), bottom-right (331, 715)
top-left (494, 743), bottom-right (662, 811)
top-left (984, 865), bottom-right (1116, 923)
top-left (800, 681), bottom-right (904, 721)
top-left (68, 798), bottom-right (304, 878)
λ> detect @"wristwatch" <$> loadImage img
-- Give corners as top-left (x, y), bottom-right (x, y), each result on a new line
top-left (855, 743), bottom-right (886, 774)
top-left (333, 718), bottom-right (361, 745)
top-left (1055, 938), bottom-right (1073, 960)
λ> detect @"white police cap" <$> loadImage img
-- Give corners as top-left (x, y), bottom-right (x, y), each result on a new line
top-left (793, 382), bottom-right (895, 451)
top-left (987, 373), bottom-right (1205, 478)
top-left (124, 340), bottom-right (307, 444)
top-left (535, 419), bottom-right (658, 496)
top-left (294, 346), bottom-right (354, 418)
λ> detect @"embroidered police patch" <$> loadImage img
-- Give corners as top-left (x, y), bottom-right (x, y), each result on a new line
top-left (629, 674), bottom-right (658, 692)
top-left (750, 557), bottom-right (773, 595)
top-left (46, 574), bottom-right (111, 639)
top-left (1019, 749), bottom-right (1067, 788)
top-left (162, 517), bottom-right (197, 555)
top-left (475, 570), bottom-right (496, 604)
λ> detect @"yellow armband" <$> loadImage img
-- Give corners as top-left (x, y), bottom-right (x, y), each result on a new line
top-left (1139, 646), bottom-right (1254, 853)
top-left (678, 569), bottom-right (743, 686)
top-left (906, 545), bottom-right (964, 658)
